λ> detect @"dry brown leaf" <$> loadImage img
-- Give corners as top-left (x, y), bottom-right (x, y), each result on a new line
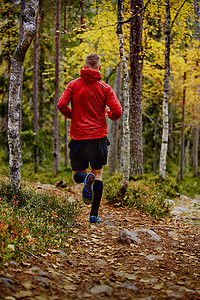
top-left (63, 284), bottom-right (77, 290)
top-left (21, 281), bottom-right (34, 289)
top-left (15, 290), bottom-right (33, 298)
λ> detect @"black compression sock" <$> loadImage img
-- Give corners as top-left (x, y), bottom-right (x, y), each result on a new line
top-left (90, 180), bottom-right (103, 217)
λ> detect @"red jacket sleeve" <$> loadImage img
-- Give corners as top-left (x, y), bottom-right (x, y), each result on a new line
top-left (57, 82), bottom-right (73, 119)
top-left (106, 87), bottom-right (122, 121)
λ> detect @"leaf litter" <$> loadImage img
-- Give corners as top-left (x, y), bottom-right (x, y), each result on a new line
top-left (0, 183), bottom-right (200, 300)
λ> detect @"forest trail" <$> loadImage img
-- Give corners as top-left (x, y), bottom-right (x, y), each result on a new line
top-left (0, 182), bottom-right (200, 300)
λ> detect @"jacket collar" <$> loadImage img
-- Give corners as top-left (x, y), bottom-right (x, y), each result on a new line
top-left (80, 68), bottom-right (101, 80)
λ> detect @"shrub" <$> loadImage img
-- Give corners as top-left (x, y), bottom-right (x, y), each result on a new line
top-left (104, 175), bottom-right (177, 218)
top-left (0, 180), bottom-right (80, 264)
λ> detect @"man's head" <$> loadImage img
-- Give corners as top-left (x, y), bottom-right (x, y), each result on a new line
top-left (84, 53), bottom-right (101, 71)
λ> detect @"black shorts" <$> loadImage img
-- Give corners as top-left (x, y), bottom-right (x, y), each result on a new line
top-left (68, 136), bottom-right (110, 171)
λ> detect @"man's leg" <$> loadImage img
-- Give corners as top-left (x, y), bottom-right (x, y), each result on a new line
top-left (90, 169), bottom-right (103, 218)
top-left (73, 170), bottom-right (87, 183)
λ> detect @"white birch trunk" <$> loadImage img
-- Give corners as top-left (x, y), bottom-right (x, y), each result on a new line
top-left (159, 0), bottom-right (170, 178)
top-left (8, 0), bottom-right (39, 191)
top-left (108, 63), bottom-right (121, 175)
top-left (117, 0), bottom-right (130, 191)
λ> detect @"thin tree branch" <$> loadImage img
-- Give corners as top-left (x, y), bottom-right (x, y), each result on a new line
top-left (170, 0), bottom-right (187, 30)
top-left (118, 0), bottom-right (151, 25)
top-left (105, 62), bottom-right (120, 83)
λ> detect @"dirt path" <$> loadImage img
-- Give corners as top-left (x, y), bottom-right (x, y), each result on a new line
top-left (0, 184), bottom-right (200, 300)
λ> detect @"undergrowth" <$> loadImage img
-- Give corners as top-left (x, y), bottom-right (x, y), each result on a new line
top-left (0, 179), bottom-right (80, 264)
top-left (104, 174), bottom-right (185, 218)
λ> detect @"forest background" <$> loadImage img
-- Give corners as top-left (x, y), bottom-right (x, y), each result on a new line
top-left (0, 0), bottom-right (200, 195)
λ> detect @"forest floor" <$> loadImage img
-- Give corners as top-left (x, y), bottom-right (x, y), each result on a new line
top-left (0, 182), bottom-right (200, 300)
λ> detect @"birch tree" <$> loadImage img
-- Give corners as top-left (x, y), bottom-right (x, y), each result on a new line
top-left (178, 38), bottom-right (187, 180)
top-left (159, 0), bottom-right (187, 178)
top-left (108, 63), bottom-right (121, 175)
top-left (159, 0), bottom-right (170, 178)
top-left (192, 0), bottom-right (199, 177)
top-left (117, 0), bottom-right (130, 191)
top-left (8, 0), bottom-right (39, 191)
top-left (53, 0), bottom-right (61, 175)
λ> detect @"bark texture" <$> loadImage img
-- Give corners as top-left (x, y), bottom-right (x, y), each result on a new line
top-left (192, 126), bottom-right (199, 177)
top-left (39, 2), bottom-right (45, 128)
top-left (129, 0), bottom-right (143, 176)
top-left (117, 0), bottom-right (130, 190)
top-left (108, 63), bottom-right (122, 175)
top-left (53, 0), bottom-right (60, 175)
top-left (65, 118), bottom-right (68, 167)
top-left (33, 13), bottom-right (39, 133)
top-left (159, 0), bottom-right (170, 178)
top-left (8, 0), bottom-right (39, 191)
top-left (179, 44), bottom-right (187, 180)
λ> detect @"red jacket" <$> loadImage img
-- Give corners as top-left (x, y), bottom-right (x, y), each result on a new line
top-left (58, 68), bottom-right (122, 140)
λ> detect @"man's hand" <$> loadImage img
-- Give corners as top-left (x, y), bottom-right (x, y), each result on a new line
top-left (105, 106), bottom-right (111, 116)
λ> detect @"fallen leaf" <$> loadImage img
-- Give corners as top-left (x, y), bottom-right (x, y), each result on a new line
top-left (153, 284), bottom-right (164, 290)
top-left (63, 284), bottom-right (77, 290)
top-left (15, 290), bottom-right (33, 298)
top-left (21, 281), bottom-right (33, 289)
top-left (7, 244), bottom-right (15, 251)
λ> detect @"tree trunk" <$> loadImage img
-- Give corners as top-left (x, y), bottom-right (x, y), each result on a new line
top-left (192, 0), bottom-right (199, 178)
top-left (159, 0), bottom-right (170, 178)
top-left (19, 0), bottom-right (26, 131)
top-left (33, 12), bottom-right (39, 173)
top-left (185, 130), bottom-right (191, 176)
top-left (117, 0), bottom-right (130, 191)
top-left (65, 118), bottom-right (68, 167)
top-left (8, 0), bottom-right (39, 191)
top-left (129, 0), bottom-right (143, 176)
top-left (153, 117), bottom-right (160, 174)
top-left (108, 63), bottom-right (122, 175)
top-left (33, 13), bottom-right (39, 134)
top-left (38, 3), bottom-right (45, 128)
top-left (53, 0), bottom-right (60, 175)
top-left (178, 42), bottom-right (187, 180)
top-left (118, 96), bottom-right (124, 174)
top-left (192, 126), bottom-right (199, 177)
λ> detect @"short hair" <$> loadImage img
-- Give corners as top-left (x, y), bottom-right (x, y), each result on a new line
top-left (85, 53), bottom-right (100, 68)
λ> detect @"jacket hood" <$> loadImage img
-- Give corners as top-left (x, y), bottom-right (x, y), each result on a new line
top-left (80, 68), bottom-right (101, 81)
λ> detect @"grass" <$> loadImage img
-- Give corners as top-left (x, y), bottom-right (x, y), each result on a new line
top-left (0, 178), bottom-right (80, 265)
top-left (104, 173), bottom-right (199, 218)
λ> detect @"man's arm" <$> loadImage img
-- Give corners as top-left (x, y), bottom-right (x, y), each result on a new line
top-left (57, 82), bottom-right (73, 119)
top-left (106, 87), bottom-right (122, 121)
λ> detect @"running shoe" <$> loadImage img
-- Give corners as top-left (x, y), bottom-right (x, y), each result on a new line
top-left (82, 172), bottom-right (95, 205)
top-left (89, 216), bottom-right (102, 224)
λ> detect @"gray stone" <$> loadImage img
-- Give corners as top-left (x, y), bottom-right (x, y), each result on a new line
top-left (171, 206), bottom-right (190, 214)
top-left (168, 231), bottom-right (179, 239)
top-left (95, 259), bottom-right (107, 267)
top-left (134, 228), bottom-right (161, 242)
top-left (167, 293), bottom-right (182, 298)
top-left (34, 276), bottom-right (50, 288)
top-left (180, 195), bottom-right (190, 201)
top-left (120, 229), bottom-right (142, 244)
top-left (145, 254), bottom-right (163, 261)
top-left (116, 282), bottom-right (138, 292)
top-left (165, 199), bottom-right (176, 207)
top-left (91, 285), bottom-right (113, 296)
top-left (30, 266), bottom-right (50, 278)
top-left (9, 261), bottom-right (19, 268)
top-left (59, 250), bottom-right (67, 257)
top-left (0, 277), bottom-right (17, 290)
